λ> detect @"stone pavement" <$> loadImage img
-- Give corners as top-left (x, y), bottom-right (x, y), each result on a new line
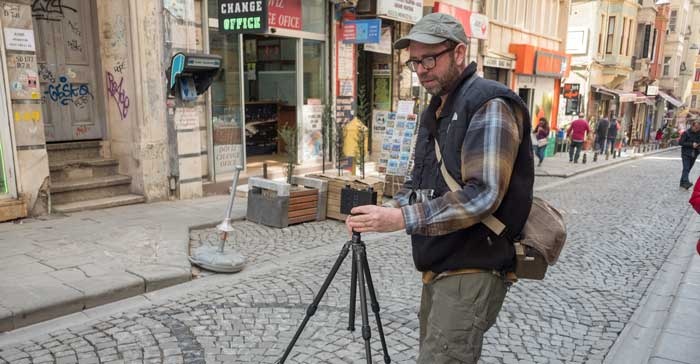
top-left (0, 196), bottom-right (246, 332)
top-left (0, 145), bottom-right (695, 364)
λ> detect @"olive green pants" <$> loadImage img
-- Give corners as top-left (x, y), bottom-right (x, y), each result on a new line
top-left (417, 272), bottom-right (507, 364)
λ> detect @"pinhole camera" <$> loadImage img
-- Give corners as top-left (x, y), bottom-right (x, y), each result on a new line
top-left (340, 185), bottom-right (378, 215)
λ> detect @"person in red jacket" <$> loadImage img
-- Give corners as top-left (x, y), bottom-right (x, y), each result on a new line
top-left (566, 113), bottom-right (590, 163)
top-left (689, 177), bottom-right (700, 255)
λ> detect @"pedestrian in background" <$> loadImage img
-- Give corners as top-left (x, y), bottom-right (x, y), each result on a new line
top-left (345, 13), bottom-right (533, 363)
top-left (595, 114), bottom-right (610, 153)
top-left (607, 117), bottom-right (619, 155)
top-left (533, 117), bottom-right (550, 167)
top-left (567, 113), bottom-right (590, 163)
top-left (679, 119), bottom-right (700, 189)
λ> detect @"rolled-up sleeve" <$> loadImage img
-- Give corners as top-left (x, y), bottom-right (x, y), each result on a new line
top-left (400, 98), bottom-right (522, 236)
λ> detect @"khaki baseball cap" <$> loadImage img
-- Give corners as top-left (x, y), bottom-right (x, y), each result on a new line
top-left (394, 13), bottom-right (469, 50)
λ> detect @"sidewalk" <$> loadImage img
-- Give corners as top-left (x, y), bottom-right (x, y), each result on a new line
top-left (0, 195), bottom-right (245, 333)
top-left (0, 145), bottom-right (681, 336)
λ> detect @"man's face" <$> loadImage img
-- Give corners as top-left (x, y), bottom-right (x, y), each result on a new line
top-left (408, 41), bottom-right (462, 96)
top-left (692, 122), bottom-right (700, 132)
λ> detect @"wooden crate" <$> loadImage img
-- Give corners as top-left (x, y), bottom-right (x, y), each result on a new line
top-left (288, 187), bottom-right (318, 225)
top-left (307, 173), bottom-right (384, 221)
top-left (383, 174), bottom-right (405, 198)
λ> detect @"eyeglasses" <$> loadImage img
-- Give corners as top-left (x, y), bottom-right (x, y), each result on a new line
top-left (404, 46), bottom-right (456, 72)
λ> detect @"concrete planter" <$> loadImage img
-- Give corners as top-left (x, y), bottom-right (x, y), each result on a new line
top-left (246, 176), bottom-right (327, 228)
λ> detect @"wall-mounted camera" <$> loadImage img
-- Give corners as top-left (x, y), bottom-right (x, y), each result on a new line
top-left (340, 185), bottom-right (377, 215)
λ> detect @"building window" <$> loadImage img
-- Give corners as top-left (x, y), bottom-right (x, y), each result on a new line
top-left (620, 17), bottom-right (626, 55)
top-left (663, 56), bottom-right (671, 76)
top-left (642, 25), bottom-right (651, 58)
top-left (650, 28), bottom-right (657, 61)
top-left (692, 95), bottom-right (698, 109)
top-left (695, 68), bottom-right (700, 82)
top-left (669, 10), bottom-right (677, 33)
top-left (626, 19), bottom-right (633, 56)
top-left (491, 0), bottom-right (500, 20)
top-left (598, 15), bottom-right (606, 54)
top-left (606, 16), bottom-right (615, 54)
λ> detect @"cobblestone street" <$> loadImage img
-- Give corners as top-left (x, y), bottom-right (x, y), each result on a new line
top-left (0, 150), bottom-right (695, 364)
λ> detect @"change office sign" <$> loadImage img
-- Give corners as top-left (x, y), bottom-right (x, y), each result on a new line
top-left (218, 0), bottom-right (268, 33)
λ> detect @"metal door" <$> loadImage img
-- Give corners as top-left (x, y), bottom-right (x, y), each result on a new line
top-left (32, 0), bottom-right (102, 141)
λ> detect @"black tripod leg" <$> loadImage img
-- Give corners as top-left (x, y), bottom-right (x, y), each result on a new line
top-left (360, 249), bottom-right (391, 364)
top-left (355, 244), bottom-right (373, 364)
top-left (278, 241), bottom-right (352, 363)
top-left (348, 244), bottom-right (358, 331)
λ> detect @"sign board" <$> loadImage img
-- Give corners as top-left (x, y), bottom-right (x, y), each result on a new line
top-left (268, 0), bottom-right (302, 30)
top-left (377, 0), bottom-right (423, 24)
top-left (343, 19), bottom-right (381, 44)
top-left (214, 144), bottom-right (243, 173)
top-left (218, 0), bottom-right (268, 33)
top-left (483, 56), bottom-right (513, 70)
top-left (3, 27), bottom-right (35, 51)
top-left (534, 50), bottom-right (568, 78)
top-left (365, 26), bottom-right (392, 54)
top-left (563, 83), bottom-right (580, 99)
top-left (6, 54), bottom-right (39, 100)
top-left (434, 2), bottom-right (488, 40)
top-left (646, 85), bottom-right (659, 96)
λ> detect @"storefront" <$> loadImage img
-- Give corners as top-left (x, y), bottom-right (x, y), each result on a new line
top-left (207, 0), bottom-right (328, 180)
top-left (509, 44), bottom-right (570, 130)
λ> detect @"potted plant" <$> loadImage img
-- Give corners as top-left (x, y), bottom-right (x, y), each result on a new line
top-left (246, 125), bottom-right (327, 227)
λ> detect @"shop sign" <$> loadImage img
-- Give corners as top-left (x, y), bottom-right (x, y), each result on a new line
top-left (646, 85), bottom-right (659, 96)
top-left (483, 56), bottom-right (513, 69)
top-left (268, 0), bottom-right (302, 30)
top-left (365, 26), bottom-right (392, 54)
top-left (563, 83), bottom-right (580, 99)
top-left (214, 144), bottom-right (243, 173)
top-left (534, 50), bottom-right (567, 78)
top-left (343, 19), bottom-right (381, 44)
top-left (218, 0), bottom-right (268, 33)
top-left (434, 2), bottom-right (488, 40)
top-left (377, 0), bottom-right (423, 24)
top-left (3, 27), bottom-right (35, 51)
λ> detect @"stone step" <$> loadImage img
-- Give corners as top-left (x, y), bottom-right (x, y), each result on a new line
top-left (49, 158), bottom-right (119, 182)
top-left (52, 194), bottom-right (145, 213)
top-left (51, 175), bottom-right (132, 205)
top-left (47, 140), bottom-right (102, 164)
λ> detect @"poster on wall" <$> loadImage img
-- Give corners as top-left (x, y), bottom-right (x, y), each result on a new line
top-left (373, 110), bottom-right (418, 175)
top-left (365, 26), bottom-right (392, 54)
top-left (3, 27), bottom-right (35, 51)
top-left (302, 104), bottom-right (323, 161)
top-left (6, 54), bottom-right (40, 100)
top-left (372, 66), bottom-right (391, 111)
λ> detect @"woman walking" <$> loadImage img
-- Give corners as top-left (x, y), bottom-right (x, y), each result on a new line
top-left (533, 117), bottom-right (550, 167)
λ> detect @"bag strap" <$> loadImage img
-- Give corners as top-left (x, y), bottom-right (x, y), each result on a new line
top-left (433, 139), bottom-right (506, 236)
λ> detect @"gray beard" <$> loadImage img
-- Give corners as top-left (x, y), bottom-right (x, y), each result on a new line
top-left (424, 61), bottom-right (461, 96)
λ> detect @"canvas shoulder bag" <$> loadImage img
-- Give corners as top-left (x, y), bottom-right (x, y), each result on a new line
top-left (434, 139), bottom-right (567, 280)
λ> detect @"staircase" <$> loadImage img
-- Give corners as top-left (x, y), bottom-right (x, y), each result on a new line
top-left (48, 141), bottom-right (145, 213)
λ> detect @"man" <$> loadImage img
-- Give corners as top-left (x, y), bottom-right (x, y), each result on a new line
top-left (567, 113), bottom-right (590, 163)
top-left (345, 13), bottom-right (533, 363)
top-left (607, 117), bottom-right (619, 155)
top-left (595, 114), bottom-right (610, 153)
top-left (679, 119), bottom-right (700, 189)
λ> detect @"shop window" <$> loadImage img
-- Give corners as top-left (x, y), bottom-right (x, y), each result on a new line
top-left (303, 39), bottom-right (325, 104)
top-left (302, 0), bottom-right (325, 33)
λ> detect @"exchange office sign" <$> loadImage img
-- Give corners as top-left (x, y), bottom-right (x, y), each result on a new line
top-left (218, 0), bottom-right (268, 33)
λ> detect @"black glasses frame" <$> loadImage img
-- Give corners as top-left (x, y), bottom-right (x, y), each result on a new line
top-left (404, 46), bottom-right (456, 72)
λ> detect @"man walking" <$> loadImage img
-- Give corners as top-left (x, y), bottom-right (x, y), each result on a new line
top-left (345, 13), bottom-right (533, 363)
top-left (567, 113), bottom-right (590, 163)
top-left (596, 114), bottom-right (610, 153)
top-left (607, 117), bottom-right (619, 155)
top-left (679, 119), bottom-right (700, 189)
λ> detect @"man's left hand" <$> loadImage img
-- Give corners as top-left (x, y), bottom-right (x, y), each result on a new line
top-left (345, 205), bottom-right (405, 234)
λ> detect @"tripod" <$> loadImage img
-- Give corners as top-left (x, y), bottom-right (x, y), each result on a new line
top-left (277, 231), bottom-right (391, 363)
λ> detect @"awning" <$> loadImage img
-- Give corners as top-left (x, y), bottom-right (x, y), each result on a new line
top-left (592, 85), bottom-right (636, 102)
top-left (658, 91), bottom-right (684, 108)
top-left (634, 92), bottom-right (656, 106)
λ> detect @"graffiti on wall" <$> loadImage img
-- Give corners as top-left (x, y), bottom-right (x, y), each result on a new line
top-left (43, 75), bottom-right (93, 108)
top-left (106, 71), bottom-right (130, 120)
top-left (31, 0), bottom-right (76, 22)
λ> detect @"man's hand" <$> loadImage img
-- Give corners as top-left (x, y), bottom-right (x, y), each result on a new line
top-left (694, 142), bottom-right (699, 149)
top-left (345, 205), bottom-right (405, 234)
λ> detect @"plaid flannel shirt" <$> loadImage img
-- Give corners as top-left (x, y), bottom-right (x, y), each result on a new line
top-left (385, 98), bottom-right (522, 236)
